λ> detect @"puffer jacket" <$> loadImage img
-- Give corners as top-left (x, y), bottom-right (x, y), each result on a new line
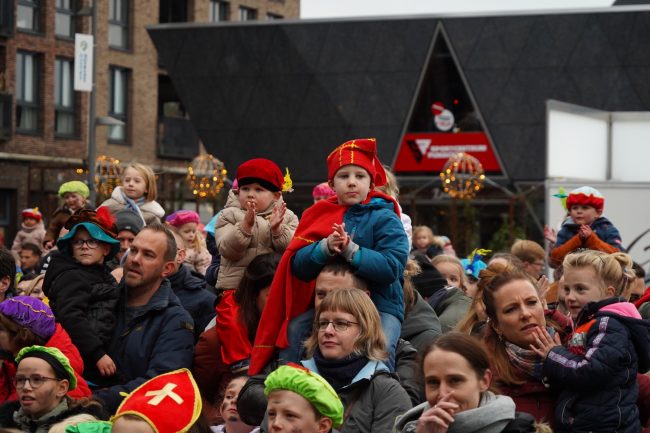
top-left (543, 297), bottom-right (650, 433)
top-left (301, 358), bottom-right (412, 433)
top-left (550, 216), bottom-right (623, 267)
top-left (215, 190), bottom-right (298, 289)
top-left (168, 264), bottom-right (217, 339)
top-left (11, 221), bottom-right (46, 254)
top-left (43, 251), bottom-right (118, 372)
top-left (99, 186), bottom-right (165, 225)
top-left (400, 292), bottom-right (441, 353)
top-left (93, 279), bottom-right (194, 413)
top-left (293, 196), bottom-right (409, 322)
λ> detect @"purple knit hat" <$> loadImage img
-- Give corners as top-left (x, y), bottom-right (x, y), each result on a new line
top-left (0, 296), bottom-right (56, 340)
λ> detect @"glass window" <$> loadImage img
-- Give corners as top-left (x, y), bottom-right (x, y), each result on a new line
top-left (108, 67), bottom-right (128, 143)
top-left (54, 58), bottom-right (75, 136)
top-left (267, 13), bottom-right (282, 20)
top-left (17, 0), bottom-right (40, 32)
top-left (55, 0), bottom-right (75, 38)
top-left (239, 6), bottom-right (257, 21)
top-left (15, 52), bottom-right (39, 132)
top-left (109, 0), bottom-right (129, 49)
top-left (210, 1), bottom-right (229, 22)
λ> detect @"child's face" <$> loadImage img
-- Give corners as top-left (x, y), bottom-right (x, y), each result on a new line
top-left (112, 417), bottom-right (155, 433)
top-left (23, 217), bottom-right (38, 228)
top-left (178, 223), bottom-right (197, 245)
top-left (434, 262), bottom-right (463, 289)
top-left (63, 192), bottom-right (85, 211)
top-left (123, 167), bottom-right (148, 200)
top-left (238, 182), bottom-right (280, 212)
top-left (220, 376), bottom-right (247, 424)
top-left (413, 232), bottom-right (431, 250)
top-left (71, 227), bottom-right (111, 266)
top-left (329, 165), bottom-right (372, 207)
top-left (267, 390), bottom-right (330, 433)
top-left (563, 266), bottom-right (614, 321)
top-left (569, 204), bottom-right (601, 226)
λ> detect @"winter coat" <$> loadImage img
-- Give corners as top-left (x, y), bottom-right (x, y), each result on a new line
top-left (550, 216), bottom-right (623, 267)
top-left (395, 339), bottom-right (424, 407)
top-left (183, 246), bottom-right (212, 276)
top-left (43, 204), bottom-right (93, 246)
top-left (99, 186), bottom-right (165, 225)
top-left (495, 373), bottom-right (557, 426)
top-left (543, 297), bottom-right (650, 433)
top-left (93, 279), bottom-right (195, 413)
top-left (394, 392), bottom-right (536, 433)
top-left (428, 287), bottom-right (471, 333)
top-left (215, 190), bottom-right (298, 289)
top-left (301, 358), bottom-right (412, 433)
top-left (168, 264), bottom-right (217, 340)
top-left (45, 324), bottom-right (92, 399)
top-left (11, 221), bottom-right (46, 254)
top-left (293, 197), bottom-right (410, 322)
top-left (43, 251), bottom-right (119, 373)
top-left (400, 292), bottom-right (441, 353)
top-left (0, 398), bottom-right (106, 433)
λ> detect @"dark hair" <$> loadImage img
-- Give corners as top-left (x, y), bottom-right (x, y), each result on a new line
top-left (141, 222), bottom-right (177, 262)
top-left (20, 243), bottom-right (41, 258)
top-left (633, 262), bottom-right (646, 279)
top-left (421, 332), bottom-right (490, 380)
top-left (320, 257), bottom-right (368, 291)
top-left (0, 248), bottom-right (15, 292)
top-left (234, 253), bottom-right (281, 342)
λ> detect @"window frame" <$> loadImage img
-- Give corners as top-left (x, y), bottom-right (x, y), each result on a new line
top-left (209, 0), bottom-right (230, 22)
top-left (15, 51), bottom-right (41, 135)
top-left (238, 6), bottom-right (257, 21)
top-left (54, 57), bottom-right (76, 138)
top-left (16, 0), bottom-right (41, 34)
top-left (108, 66), bottom-right (129, 145)
top-left (55, 0), bottom-right (75, 39)
top-left (108, 0), bottom-right (130, 50)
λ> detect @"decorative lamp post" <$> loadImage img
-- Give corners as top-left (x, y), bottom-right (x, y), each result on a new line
top-left (439, 152), bottom-right (485, 199)
top-left (186, 154), bottom-right (227, 200)
top-left (95, 155), bottom-right (122, 198)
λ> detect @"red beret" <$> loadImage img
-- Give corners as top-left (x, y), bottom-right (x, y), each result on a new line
top-left (326, 138), bottom-right (387, 187)
top-left (236, 158), bottom-right (283, 192)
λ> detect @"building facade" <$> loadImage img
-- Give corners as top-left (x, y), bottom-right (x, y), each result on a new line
top-left (0, 0), bottom-right (299, 246)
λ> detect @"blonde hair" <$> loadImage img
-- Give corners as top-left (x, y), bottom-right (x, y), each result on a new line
top-left (376, 165), bottom-right (399, 199)
top-left (47, 413), bottom-right (98, 433)
top-left (431, 254), bottom-right (466, 290)
top-left (304, 288), bottom-right (387, 362)
top-left (124, 162), bottom-right (157, 201)
top-left (412, 226), bottom-right (440, 248)
top-left (23, 274), bottom-right (44, 297)
top-left (511, 239), bottom-right (545, 263)
top-left (167, 225), bottom-right (206, 254)
top-left (403, 258), bottom-right (420, 316)
top-left (455, 286), bottom-right (485, 336)
top-left (563, 250), bottom-right (634, 297)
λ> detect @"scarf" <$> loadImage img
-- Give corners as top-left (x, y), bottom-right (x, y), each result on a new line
top-left (313, 348), bottom-right (367, 391)
top-left (119, 187), bottom-right (146, 225)
top-left (249, 191), bottom-right (400, 375)
top-left (504, 326), bottom-right (556, 380)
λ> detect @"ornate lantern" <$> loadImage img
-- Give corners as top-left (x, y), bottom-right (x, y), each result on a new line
top-left (186, 153), bottom-right (227, 199)
top-left (95, 155), bottom-right (122, 197)
top-left (439, 152), bottom-right (485, 199)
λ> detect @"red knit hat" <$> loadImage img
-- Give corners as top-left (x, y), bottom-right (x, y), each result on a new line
top-left (326, 138), bottom-right (387, 187)
top-left (21, 208), bottom-right (42, 221)
top-left (566, 186), bottom-right (604, 212)
top-left (236, 158), bottom-right (284, 192)
top-left (113, 369), bottom-right (201, 433)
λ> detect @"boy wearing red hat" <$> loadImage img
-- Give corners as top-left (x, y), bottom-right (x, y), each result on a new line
top-left (11, 208), bottom-right (46, 254)
top-left (550, 186), bottom-right (623, 268)
top-left (249, 138), bottom-right (409, 375)
top-left (213, 158), bottom-right (298, 369)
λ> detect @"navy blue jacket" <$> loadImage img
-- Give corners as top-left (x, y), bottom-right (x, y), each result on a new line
top-left (292, 197), bottom-right (409, 321)
top-left (543, 298), bottom-right (650, 433)
top-left (169, 264), bottom-right (217, 340)
top-left (555, 216), bottom-right (625, 251)
top-left (93, 279), bottom-right (195, 413)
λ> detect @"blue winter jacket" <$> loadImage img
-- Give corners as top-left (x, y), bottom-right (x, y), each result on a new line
top-left (555, 216), bottom-right (625, 251)
top-left (93, 279), bottom-right (195, 413)
top-left (168, 264), bottom-right (217, 340)
top-left (292, 197), bottom-right (409, 321)
top-left (543, 297), bottom-right (650, 433)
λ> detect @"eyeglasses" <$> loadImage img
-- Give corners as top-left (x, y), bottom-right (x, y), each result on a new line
top-left (71, 238), bottom-right (100, 249)
top-left (13, 374), bottom-right (61, 389)
top-left (317, 319), bottom-right (359, 332)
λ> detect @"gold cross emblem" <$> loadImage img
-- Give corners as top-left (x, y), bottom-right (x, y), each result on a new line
top-left (145, 383), bottom-right (184, 406)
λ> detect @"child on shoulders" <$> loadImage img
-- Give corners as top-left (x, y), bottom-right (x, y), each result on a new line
top-left (43, 181), bottom-right (93, 250)
top-left (11, 208), bottom-right (46, 254)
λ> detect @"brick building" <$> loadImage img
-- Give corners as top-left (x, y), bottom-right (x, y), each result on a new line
top-left (0, 0), bottom-right (299, 247)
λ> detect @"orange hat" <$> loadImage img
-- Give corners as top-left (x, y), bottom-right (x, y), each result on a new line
top-left (236, 158), bottom-right (284, 192)
top-left (113, 369), bottom-right (202, 433)
top-left (326, 138), bottom-right (387, 187)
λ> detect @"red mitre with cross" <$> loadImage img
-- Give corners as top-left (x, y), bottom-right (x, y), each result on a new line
top-left (326, 138), bottom-right (387, 187)
top-left (113, 369), bottom-right (202, 433)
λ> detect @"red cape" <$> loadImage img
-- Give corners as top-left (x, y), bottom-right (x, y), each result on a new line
top-left (249, 191), bottom-right (399, 375)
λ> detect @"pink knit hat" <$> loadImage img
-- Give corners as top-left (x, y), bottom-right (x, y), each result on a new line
top-left (165, 210), bottom-right (201, 227)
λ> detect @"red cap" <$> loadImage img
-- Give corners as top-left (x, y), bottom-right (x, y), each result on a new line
top-left (326, 138), bottom-right (387, 186)
top-left (21, 208), bottom-right (42, 221)
top-left (566, 186), bottom-right (604, 212)
top-left (235, 158), bottom-right (284, 192)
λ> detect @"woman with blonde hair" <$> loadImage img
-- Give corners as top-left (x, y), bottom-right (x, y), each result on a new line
top-left (301, 288), bottom-right (411, 432)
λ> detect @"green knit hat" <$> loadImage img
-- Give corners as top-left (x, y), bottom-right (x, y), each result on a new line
top-left (16, 345), bottom-right (77, 391)
top-left (58, 181), bottom-right (90, 199)
top-left (65, 421), bottom-right (112, 433)
top-left (264, 364), bottom-right (344, 428)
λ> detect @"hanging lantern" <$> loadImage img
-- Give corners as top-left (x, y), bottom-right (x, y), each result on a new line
top-left (439, 152), bottom-right (485, 199)
top-left (95, 155), bottom-right (122, 197)
top-left (186, 153), bottom-right (227, 200)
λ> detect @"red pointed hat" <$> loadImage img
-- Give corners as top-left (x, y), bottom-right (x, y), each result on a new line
top-left (326, 138), bottom-right (387, 186)
top-left (113, 369), bottom-right (202, 433)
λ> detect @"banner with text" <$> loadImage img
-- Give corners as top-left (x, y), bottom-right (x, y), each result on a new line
top-left (74, 33), bottom-right (93, 92)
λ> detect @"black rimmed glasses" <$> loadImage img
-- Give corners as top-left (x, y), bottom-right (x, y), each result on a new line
top-left (71, 238), bottom-right (100, 249)
top-left (13, 374), bottom-right (61, 389)
top-left (317, 319), bottom-right (359, 332)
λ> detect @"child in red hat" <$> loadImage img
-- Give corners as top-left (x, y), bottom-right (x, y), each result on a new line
top-left (249, 138), bottom-right (409, 375)
top-left (11, 208), bottom-right (46, 255)
top-left (213, 158), bottom-right (299, 370)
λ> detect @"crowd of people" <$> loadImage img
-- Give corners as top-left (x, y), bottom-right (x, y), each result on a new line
top-left (1, 137), bottom-right (649, 433)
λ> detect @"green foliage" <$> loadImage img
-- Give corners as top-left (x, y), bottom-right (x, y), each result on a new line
top-left (488, 215), bottom-right (526, 253)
